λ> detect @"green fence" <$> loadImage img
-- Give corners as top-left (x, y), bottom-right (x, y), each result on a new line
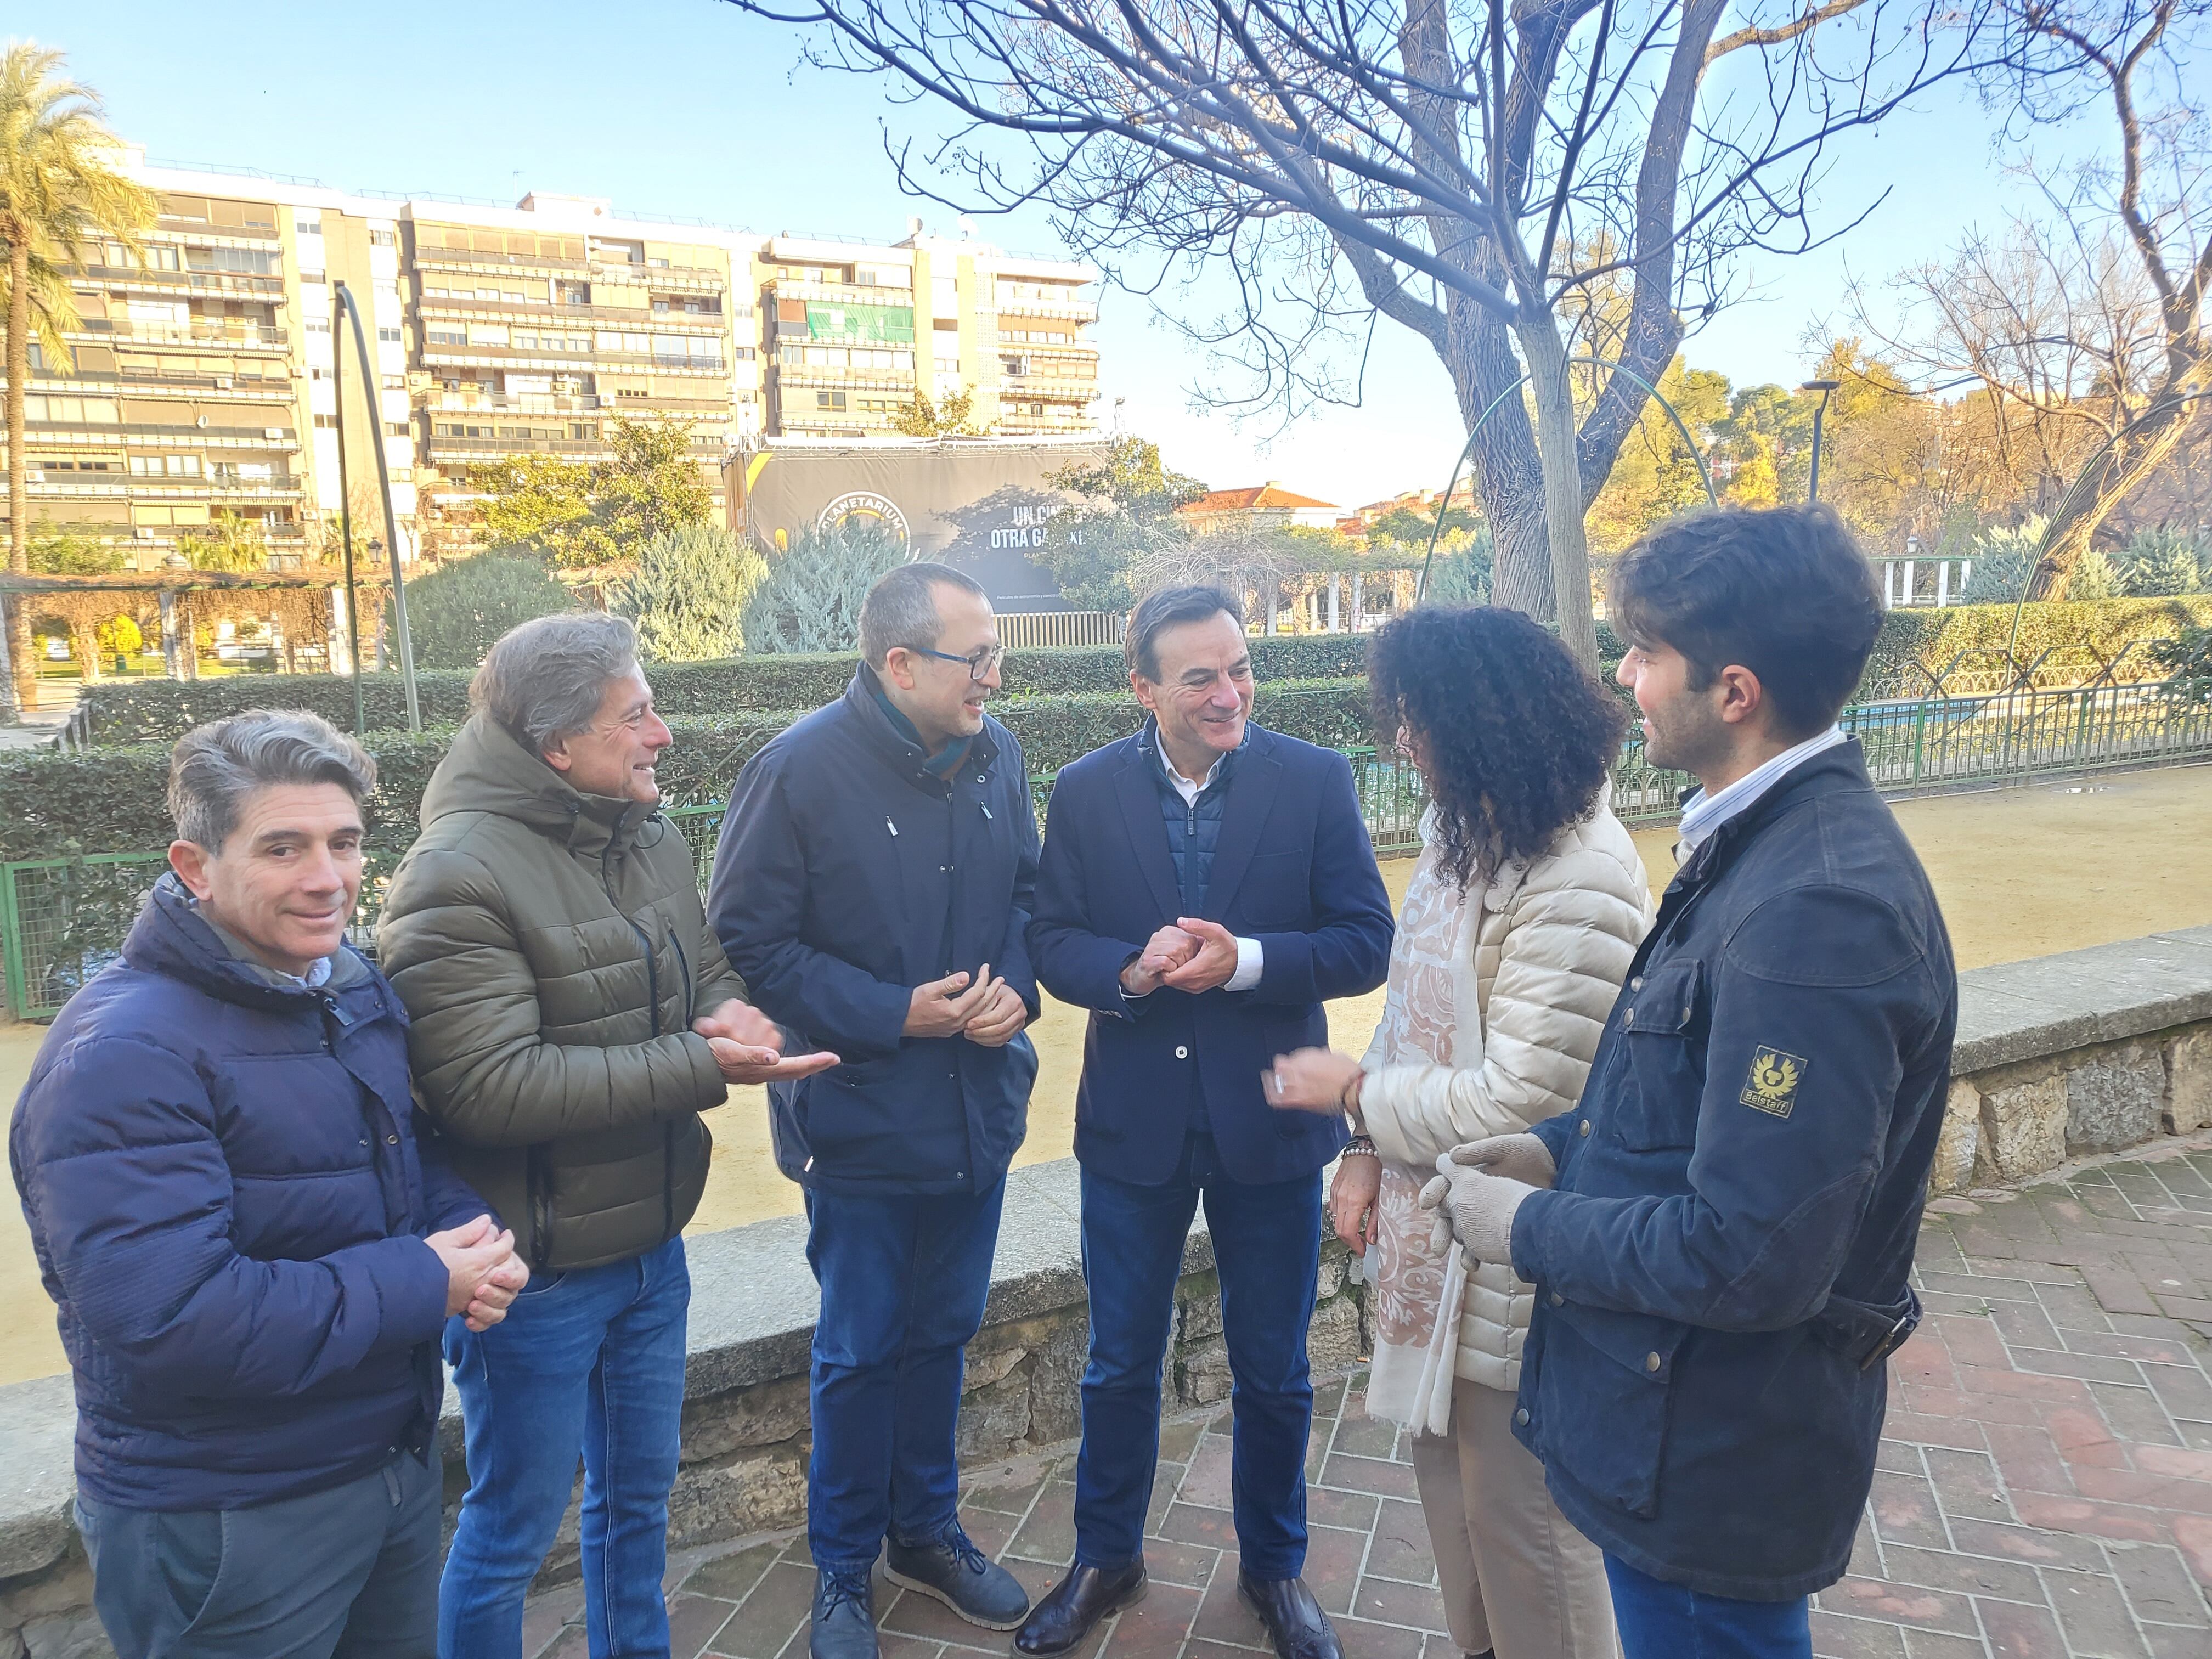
top-left (8, 680), bottom-right (2208, 1020)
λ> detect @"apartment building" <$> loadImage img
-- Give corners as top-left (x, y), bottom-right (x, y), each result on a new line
top-left (760, 225), bottom-right (1100, 438)
top-left (5, 156), bottom-right (1100, 570)
top-left (8, 161), bottom-right (413, 569)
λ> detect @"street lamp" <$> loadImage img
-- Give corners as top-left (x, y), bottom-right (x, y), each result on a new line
top-left (1801, 380), bottom-right (1840, 501)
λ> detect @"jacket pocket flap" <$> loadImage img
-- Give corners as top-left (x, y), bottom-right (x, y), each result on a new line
top-left (1554, 1299), bottom-right (1690, 1382)
top-left (1627, 958), bottom-right (1702, 1036)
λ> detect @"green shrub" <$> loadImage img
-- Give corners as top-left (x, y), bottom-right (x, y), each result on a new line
top-left (2, 680), bottom-right (1376, 862)
top-left (388, 556), bottom-right (575, 672)
top-left (741, 524), bottom-right (907, 654)
top-left (614, 525), bottom-right (767, 661)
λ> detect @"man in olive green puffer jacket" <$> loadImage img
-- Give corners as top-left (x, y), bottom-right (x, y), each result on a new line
top-left (377, 612), bottom-right (835, 1659)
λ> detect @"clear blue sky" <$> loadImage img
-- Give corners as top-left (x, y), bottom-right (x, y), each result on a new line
top-left (12, 0), bottom-right (2078, 508)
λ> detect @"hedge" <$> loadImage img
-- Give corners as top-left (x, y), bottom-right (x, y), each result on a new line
top-left (1858, 596), bottom-right (2212, 694)
top-left (71, 633), bottom-right (1376, 748)
top-left (0, 678), bottom-right (1378, 863)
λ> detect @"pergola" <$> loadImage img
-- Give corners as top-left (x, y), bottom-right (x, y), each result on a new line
top-left (0, 568), bottom-right (387, 680)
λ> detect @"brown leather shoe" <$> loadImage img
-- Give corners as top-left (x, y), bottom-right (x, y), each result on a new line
top-left (1013, 1562), bottom-right (1148, 1656)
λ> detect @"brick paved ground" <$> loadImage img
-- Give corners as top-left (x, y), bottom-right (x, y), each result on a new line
top-left (526, 1138), bottom-right (2212, 1659)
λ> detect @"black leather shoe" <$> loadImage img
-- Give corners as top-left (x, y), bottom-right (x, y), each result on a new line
top-left (1237, 1572), bottom-right (1344, 1659)
top-left (1013, 1561), bottom-right (1148, 1656)
top-left (810, 1568), bottom-right (879, 1659)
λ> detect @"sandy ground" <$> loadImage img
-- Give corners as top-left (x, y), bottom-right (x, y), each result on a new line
top-left (3, 762), bottom-right (2208, 1385)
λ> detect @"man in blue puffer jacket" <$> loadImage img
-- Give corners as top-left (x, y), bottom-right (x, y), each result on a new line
top-left (11, 710), bottom-right (526, 1658)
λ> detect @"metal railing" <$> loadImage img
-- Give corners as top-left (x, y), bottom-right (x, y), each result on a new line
top-left (996, 611), bottom-right (1126, 649)
top-left (7, 680), bottom-right (2207, 1021)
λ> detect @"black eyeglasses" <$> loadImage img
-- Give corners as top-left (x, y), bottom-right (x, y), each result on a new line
top-left (906, 644), bottom-right (1007, 682)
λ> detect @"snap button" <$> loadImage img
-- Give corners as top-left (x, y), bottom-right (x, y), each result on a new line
top-left (1514, 1408), bottom-right (1530, 1425)
top-left (1645, 1352), bottom-right (1662, 1373)
top-left (1550, 1291), bottom-right (1564, 1307)
top-left (1175, 1045), bottom-right (1189, 1059)
top-left (386, 1134), bottom-right (399, 1145)
top-left (1623, 1008), bottom-right (1635, 1028)
top-left (1630, 975), bottom-right (1644, 991)
top-left (1578, 1120), bottom-right (1591, 1137)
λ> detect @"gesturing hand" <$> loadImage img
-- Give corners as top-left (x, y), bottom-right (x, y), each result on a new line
top-left (693, 998), bottom-right (840, 1085)
top-left (1120, 926), bottom-right (1199, 996)
top-left (1265, 1046), bottom-right (1362, 1115)
top-left (963, 979), bottom-right (1030, 1047)
top-left (906, 967), bottom-right (996, 1038)
top-left (1159, 916), bottom-right (1240, 993)
top-left (1447, 1132), bottom-right (1558, 1190)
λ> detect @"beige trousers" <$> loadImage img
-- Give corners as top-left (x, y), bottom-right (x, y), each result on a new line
top-left (1406, 1379), bottom-right (1620, 1659)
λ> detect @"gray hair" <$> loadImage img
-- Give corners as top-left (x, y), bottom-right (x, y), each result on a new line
top-left (857, 562), bottom-right (987, 669)
top-left (1126, 584), bottom-right (1244, 682)
top-left (470, 612), bottom-right (638, 752)
top-left (167, 709), bottom-right (379, 853)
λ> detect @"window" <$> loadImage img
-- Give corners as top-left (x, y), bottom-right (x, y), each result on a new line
top-left (368, 229), bottom-right (397, 247)
top-left (129, 454), bottom-right (202, 476)
top-left (732, 346), bottom-right (757, 361)
top-left (816, 391), bottom-right (848, 411)
top-left (386, 423), bottom-right (409, 438)
top-left (314, 414), bottom-right (339, 428)
top-left (383, 375), bottom-right (405, 390)
top-left (426, 328), bottom-right (466, 347)
top-left (379, 328), bottom-right (402, 344)
top-left (296, 218), bottom-right (322, 237)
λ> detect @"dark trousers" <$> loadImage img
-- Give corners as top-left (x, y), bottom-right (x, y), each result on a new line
top-left (75, 1449), bottom-right (441, 1659)
top-left (804, 1176), bottom-right (1008, 1575)
top-left (1605, 1555), bottom-right (1812, 1659)
top-left (1074, 1135), bottom-right (1323, 1579)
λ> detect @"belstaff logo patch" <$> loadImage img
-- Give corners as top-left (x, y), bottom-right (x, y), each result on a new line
top-left (1740, 1048), bottom-right (1808, 1118)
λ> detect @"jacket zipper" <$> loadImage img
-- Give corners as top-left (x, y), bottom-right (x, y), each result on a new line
top-left (604, 857), bottom-right (673, 1248)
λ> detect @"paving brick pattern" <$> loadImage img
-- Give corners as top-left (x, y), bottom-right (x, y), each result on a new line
top-left (526, 1143), bottom-right (2212, 1659)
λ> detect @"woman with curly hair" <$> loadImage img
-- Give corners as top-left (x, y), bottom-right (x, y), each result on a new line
top-left (1268, 605), bottom-right (1649, 1659)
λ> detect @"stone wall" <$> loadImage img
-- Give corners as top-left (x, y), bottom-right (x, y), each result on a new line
top-left (5, 923), bottom-right (2208, 1655)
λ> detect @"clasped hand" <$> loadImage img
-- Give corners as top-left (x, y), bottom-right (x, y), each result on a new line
top-left (424, 1214), bottom-right (529, 1333)
top-left (905, 964), bottom-right (1030, 1047)
top-left (693, 997), bottom-right (840, 1084)
top-left (1119, 917), bottom-right (1240, 996)
top-left (1415, 1134), bottom-right (1556, 1268)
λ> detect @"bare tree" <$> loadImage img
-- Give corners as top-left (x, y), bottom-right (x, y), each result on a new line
top-left (1854, 0), bottom-right (2209, 595)
top-left (726, 0), bottom-right (1996, 664)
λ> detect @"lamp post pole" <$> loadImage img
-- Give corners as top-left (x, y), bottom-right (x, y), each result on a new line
top-left (1802, 379), bottom-right (1840, 502)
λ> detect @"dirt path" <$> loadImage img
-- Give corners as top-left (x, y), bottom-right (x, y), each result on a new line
top-left (3, 764), bottom-right (2207, 1385)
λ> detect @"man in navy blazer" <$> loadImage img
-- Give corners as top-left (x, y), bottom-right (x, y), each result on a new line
top-left (1018, 586), bottom-right (1392, 1659)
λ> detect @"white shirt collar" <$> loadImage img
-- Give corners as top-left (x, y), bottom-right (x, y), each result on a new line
top-left (1156, 727), bottom-right (1228, 807)
top-left (1676, 726), bottom-right (1847, 856)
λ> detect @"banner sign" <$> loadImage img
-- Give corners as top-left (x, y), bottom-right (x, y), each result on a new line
top-left (732, 438), bottom-right (1110, 610)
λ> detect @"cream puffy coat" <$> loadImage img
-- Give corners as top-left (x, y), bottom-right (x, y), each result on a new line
top-left (1358, 801), bottom-right (1651, 1392)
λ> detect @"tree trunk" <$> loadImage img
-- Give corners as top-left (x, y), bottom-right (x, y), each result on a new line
top-left (70, 620), bottom-right (102, 684)
top-left (1516, 319), bottom-right (1601, 672)
top-left (5, 236), bottom-right (32, 720)
top-left (2024, 377), bottom-right (2205, 599)
top-left (1441, 298), bottom-right (1556, 622)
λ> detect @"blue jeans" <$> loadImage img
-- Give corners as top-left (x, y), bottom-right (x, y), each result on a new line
top-left (439, 1237), bottom-right (690, 1659)
top-left (804, 1177), bottom-right (1007, 1575)
top-left (76, 1451), bottom-right (440, 1658)
top-left (1604, 1554), bottom-right (1812, 1659)
top-left (1075, 1136), bottom-right (1322, 1579)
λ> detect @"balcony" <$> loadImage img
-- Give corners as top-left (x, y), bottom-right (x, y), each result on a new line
top-left (425, 433), bottom-right (614, 460)
top-left (27, 419), bottom-right (300, 451)
top-left (991, 296), bottom-right (1098, 323)
top-left (24, 476), bottom-right (303, 501)
top-left (770, 364), bottom-right (918, 391)
top-left (420, 342), bottom-right (727, 376)
top-left (74, 264), bottom-right (287, 300)
top-left (1000, 377), bottom-right (1101, 400)
top-left (764, 278), bottom-right (917, 308)
top-left (411, 244), bottom-right (590, 275)
top-left (420, 390), bottom-right (603, 415)
top-left (415, 294), bottom-right (730, 331)
top-left (155, 216), bottom-right (280, 242)
top-left (76, 320), bottom-right (289, 353)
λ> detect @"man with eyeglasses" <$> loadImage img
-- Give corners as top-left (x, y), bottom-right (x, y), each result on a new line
top-left (709, 562), bottom-right (1041, 1659)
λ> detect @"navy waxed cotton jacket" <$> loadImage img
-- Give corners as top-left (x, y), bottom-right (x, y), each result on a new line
top-left (1508, 739), bottom-right (1956, 1601)
top-left (708, 667), bottom-right (1042, 1196)
top-left (10, 874), bottom-right (489, 1511)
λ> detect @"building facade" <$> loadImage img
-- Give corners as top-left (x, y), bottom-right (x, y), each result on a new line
top-left (4, 156), bottom-right (1101, 571)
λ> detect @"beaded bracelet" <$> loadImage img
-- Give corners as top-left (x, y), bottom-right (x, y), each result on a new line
top-left (1339, 1136), bottom-right (1379, 1161)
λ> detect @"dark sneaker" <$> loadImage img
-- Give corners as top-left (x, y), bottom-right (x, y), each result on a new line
top-left (810, 1568), bottom-right (879, 1659)
top-left (884, 1522), bottom-right (1032, 1630)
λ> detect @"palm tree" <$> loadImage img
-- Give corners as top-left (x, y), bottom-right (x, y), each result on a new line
top-left (0, 43), bottom-right (155, 720)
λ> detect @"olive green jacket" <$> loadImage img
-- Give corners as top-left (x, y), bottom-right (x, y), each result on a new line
top-left (376, 714), bottom-right (746, 1271)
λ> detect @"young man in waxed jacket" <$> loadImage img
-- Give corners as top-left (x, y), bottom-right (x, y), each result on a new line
top-left (709, 563), bottom-right (1041, 1659)
top-left (1426, 506), bottom-right (1957, 1658)
top-left (377, 614), bottom-right (833, 1658)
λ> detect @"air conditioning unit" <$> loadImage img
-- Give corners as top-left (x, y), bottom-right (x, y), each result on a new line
top-left (215, 375), bottom-right (234, 389)
top-left (264, 427), bottom-right (284, 439)
top-left (25, 470), bottom-right (43, 483)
